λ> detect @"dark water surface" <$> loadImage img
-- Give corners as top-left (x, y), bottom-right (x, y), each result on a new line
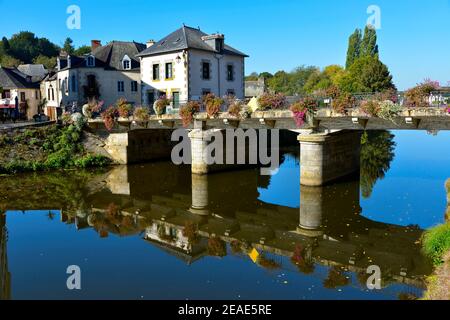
top-left (0, 130), bottom-right (449, 300)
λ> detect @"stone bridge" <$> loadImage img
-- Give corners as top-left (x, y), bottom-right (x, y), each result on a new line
top-left (87, 107), bottom-right (450, 186)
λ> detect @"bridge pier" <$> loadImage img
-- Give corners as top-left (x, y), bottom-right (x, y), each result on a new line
top-left (188, 126), bottom-right (255, 175)
top-left (190, 174), bottom-right (210, 216)
top-left (298, 130), bottom-right (362, 186)
top-left (104, 129), bottom-right (174, 164)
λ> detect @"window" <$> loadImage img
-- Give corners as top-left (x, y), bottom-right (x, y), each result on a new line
top-left (131, 81), bottom-right (138, 92)
top-left (71, 75), bottom-right (77, 92)
top-left (123, 56), bottom-right (131, 70)
top-left (20, 92), bottom-right (26, 102)
top-left (202, 62), bottom-right (210, 80)
top-left (165, 62), bottom-right (173, 80)
top-left (65, 77), bottom-right (69, 93)
top-left (47, 88), bottom-right (51, 100)
top-left (227, 65), bottom-right (234, 81)
top-left (86, 55), bottom-right (95, 67)
top-left (152, 64), bottom-right (160, 80)
top-left (227, 89), bottom-right (235, 96)
top-left (202, 89), bottom-right (211, 96)
top-left (118, 81), bottom-right (124, 92)
top-left (35, 90), bottom-right (39, 99)
top-left (172, 91), bottom-right (180, 108)
top-left (51, 89), bottom-right (55, 101)
top-left (2, 89), bottom-right (11, 99)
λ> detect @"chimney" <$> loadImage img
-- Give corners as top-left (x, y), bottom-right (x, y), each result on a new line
top-left (91, 40), bottom-right (102, 51)
top-left (146, 40), bottom-right (155, 48)
top-left (201, 34), bottom-right (225, 52)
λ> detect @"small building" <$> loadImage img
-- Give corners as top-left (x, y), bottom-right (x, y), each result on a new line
top-left (0, 66), bottom-right (41, 120)
top-left (137, 25), bottom-right (248, 109)
top-left (245, 77), bottom-right (267, 99)
top-left (43, 40), bottom-right (146, 115)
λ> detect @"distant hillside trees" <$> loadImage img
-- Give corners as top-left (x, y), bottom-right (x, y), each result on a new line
top-left (246, 24), bottom-right (395, 95)
top-left (0, 32), bottom-right (91, 69)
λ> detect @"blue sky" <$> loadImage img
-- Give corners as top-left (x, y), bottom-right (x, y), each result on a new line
top-left (1, 0), bottom-right (449, 90)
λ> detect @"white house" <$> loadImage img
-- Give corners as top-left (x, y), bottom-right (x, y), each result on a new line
top-left (0, 66), bottom-right (41, 120)
top-left (137, 25), bottom-right (248, 109)
top-left (42, 40), bottom-right (146, 119)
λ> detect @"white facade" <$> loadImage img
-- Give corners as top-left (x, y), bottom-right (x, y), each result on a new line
top-left (140, 40), bottom-right (246, 107)
top-left (43, 66), bottom-right (141, 111)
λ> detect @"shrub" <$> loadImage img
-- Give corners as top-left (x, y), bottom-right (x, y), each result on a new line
top-left (290, 97), bottom-right (318, 127)
top-left (154, 96), bottom-right (170, 115)
top-left (258, 92), bottom-right (287, 110)
top-left (227, 101), bottom-right (244, 118)
top-left (446, 106), bottom-right (450, 114)
top-left (332, 92), bottom-right (356, 114)
top-left (133, 107), bottom-right (150, 122)
top-left (360, 99), bottom-right (381, 117)
top-left (116, 98), bottom-right (133, 118)
top-left (422, 223), bottom-right (450, 265)
top-left (207, 236), bottom-right (227, 257)
top-left (101, 106), bottom-right (118, 131)
top-left (203, 93), bottom-right (224, 118)
top-left (378, 100), bottom-right (403, 122)
top-left (74, 155), bottom-right (111, 168)
top-left (404, 80), bottom-right (439, 108)
top-left (183, 221), bottom-right (198, 244)
top-left (179, 101), bottom-right (200, 127)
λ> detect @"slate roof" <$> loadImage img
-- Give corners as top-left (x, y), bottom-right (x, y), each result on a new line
top-left (17, 64), bottom-right (48, 82)
top-left (0, 66), bottom-right (40, 89)
top-left (137, 26), bottom-right (248, 57)
top-left (59, 41), bottom-right (146, 71)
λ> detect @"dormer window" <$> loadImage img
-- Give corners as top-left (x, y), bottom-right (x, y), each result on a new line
top-left (122, 55), bottom-right (131, 70)
top-left (86, 55), bottom-right (95, 67)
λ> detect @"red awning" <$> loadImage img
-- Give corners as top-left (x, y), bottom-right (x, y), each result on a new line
top-left (0, 104), bottom-right (15, 109)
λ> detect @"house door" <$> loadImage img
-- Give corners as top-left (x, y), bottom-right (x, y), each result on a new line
top-left (147, 90), bottom-right (155, 107)
top-left (172, 92), bottom-right (180, 108)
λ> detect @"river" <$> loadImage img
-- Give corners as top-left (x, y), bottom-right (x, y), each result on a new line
top-left (0, 130), bottom-right (449, 300)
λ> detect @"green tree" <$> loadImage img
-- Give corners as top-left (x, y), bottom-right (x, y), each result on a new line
top-left (0, 55), bottom-right (23, 67)
top-left (346, 29), bottom-right (362, 69)
top-left (267, 71), bottom-right (291, 93)
top-left (33, 55), bottom-right (57, 70)
top-left (338, 56), bottom-right (395, 93)
top-left (63, 37), bottom-right (75, 54)
top-left (360, 131), bottom-right (396, 198)
top-left (74, 45), bottom-right (91, 56)
top-left (360, 25), bottom-right (379, 58)
top-left (259, 72), bottom-right (273, 80)
top-left (6, 32), bottom-right (59, 64)
top-left (245, 72), bottom-right (259, 81)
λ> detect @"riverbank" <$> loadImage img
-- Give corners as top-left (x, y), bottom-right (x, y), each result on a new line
top-left (0, 123), bottom-right (111, 174)
top-left (422, 179), bottom-right (450, 300)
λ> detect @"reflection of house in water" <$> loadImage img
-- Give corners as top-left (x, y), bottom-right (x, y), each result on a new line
top-left (0, 164), bottom-right (433, 290)
top-left (0, 213), bottom-right (11, 300)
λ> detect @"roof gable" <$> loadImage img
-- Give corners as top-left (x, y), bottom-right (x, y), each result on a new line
top-left (0, 67), bottom-right (40, 89)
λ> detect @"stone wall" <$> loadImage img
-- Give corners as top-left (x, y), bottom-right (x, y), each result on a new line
top-left (104, 129), bottom-right (175, 164)
top-left (298, 130), bottom-right (362, 186)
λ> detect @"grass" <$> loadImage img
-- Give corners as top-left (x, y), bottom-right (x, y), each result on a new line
top-left (0, 124), bottom-right (111, 174)
top-left (422, 223), bottom-right (450, 266)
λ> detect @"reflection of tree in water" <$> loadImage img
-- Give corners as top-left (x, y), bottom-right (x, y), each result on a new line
top-left (360, 131), bottom-right (396, 198)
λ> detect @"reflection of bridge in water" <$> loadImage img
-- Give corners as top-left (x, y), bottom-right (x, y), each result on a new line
top-left (0, 164), bottom-right (430, 291)
top-left (0, 158), bottom-right (435, 297)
